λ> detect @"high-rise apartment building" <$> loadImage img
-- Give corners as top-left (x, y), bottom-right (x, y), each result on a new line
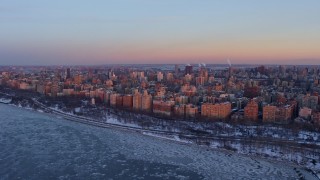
top-left (244, 99), bottom-right (259, 121)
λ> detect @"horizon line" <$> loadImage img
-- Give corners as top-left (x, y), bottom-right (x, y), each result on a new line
top-left (1, 63), bottom-right (319, 67)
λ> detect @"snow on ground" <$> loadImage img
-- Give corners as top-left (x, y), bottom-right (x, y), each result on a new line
top-left (299, 131), bottom-right (319, 141)
top-left (46, 104), bottom-right (320, 177)
top-left (105, 116), bottom-right (141, 128)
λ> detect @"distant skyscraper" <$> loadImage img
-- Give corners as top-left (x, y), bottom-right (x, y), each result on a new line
top-left (185, 64), bottom-right (193, 75)
top-left (66, 68), bottom-right (71, 79)
top-left (88, 68), bottom-right (93, 78)
top-left (175, 64), bottom-right (179, 74)
top-left (279, 65), bottom-right (286, 75)
top-left (157, 72), bottom-right (164, 82)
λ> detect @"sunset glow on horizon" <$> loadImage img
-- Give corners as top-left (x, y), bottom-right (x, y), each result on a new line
top-left (1, 0), bottom-right (320, 65)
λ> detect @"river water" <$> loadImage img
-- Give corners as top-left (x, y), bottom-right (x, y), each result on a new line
top-left (0, 104), bottom-right (316, 179)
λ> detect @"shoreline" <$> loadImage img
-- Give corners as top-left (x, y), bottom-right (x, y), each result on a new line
top-left (0, 103), bottom-right (307, 164)
top-left (0, 88), bottom-right (319, 178)
top-left (1, 103), bottom-right (318, 180)
top-left (1, 102), bottom-right (320, 179)
top-left (2, 93), bottom-right (320, 146)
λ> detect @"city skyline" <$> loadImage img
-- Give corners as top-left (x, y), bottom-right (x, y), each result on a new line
top-left (1, 0), bottom-right (320, 65)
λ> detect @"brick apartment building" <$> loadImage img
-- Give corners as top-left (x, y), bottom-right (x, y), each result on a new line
top-left (244, 99), bottom-right (259, 121)
top-left (201, 102), bottom-right (231, 120)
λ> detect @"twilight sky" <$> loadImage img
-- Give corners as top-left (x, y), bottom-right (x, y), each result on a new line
top-left (0, 0), bottom-right (320, 65)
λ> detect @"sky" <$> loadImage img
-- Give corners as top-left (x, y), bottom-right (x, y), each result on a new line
top-left (0, 0), bottom-right (320, 65)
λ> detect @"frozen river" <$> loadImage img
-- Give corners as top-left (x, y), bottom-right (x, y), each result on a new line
top-left (0, 104), bottom-right (316, 179)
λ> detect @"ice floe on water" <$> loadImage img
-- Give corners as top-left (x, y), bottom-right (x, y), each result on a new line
top-left (0, 104), bottom-right (317, 180)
